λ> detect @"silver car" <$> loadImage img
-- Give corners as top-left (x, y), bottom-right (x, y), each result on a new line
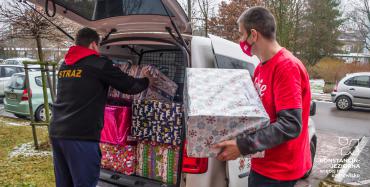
top-left (331, 72), bottom-right (370, 110)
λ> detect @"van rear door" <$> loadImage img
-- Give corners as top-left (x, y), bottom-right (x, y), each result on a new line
top-left (27, 0), bottom-right (191, 37)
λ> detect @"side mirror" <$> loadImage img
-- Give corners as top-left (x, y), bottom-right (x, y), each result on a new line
top-left (310, 101), bottom-right (316, 116)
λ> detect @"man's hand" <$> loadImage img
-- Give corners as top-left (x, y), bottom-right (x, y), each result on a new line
top-left (213, 139), bottom-right (241, 161)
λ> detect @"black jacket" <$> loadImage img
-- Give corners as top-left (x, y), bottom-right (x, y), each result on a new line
top-left (50, 48), bottom-right (148, 141)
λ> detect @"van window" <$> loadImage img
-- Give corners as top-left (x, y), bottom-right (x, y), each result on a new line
top-left (215, 54), bottom-right (255, 76)
top-left (55, 0), bottom-right (174, 21)
top-left (344, 76), bottom-right (370, 88)
top-left (8, 74), bottom-right (25, 90)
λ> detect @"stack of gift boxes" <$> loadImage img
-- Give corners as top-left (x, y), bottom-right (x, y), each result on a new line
top-left (100, 63), bottom-right (182, 185)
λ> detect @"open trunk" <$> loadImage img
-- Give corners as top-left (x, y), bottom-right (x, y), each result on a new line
top-left (98, 40), bottom-right (188, 187)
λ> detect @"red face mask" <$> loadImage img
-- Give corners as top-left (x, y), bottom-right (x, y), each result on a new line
top-left (240, 34), bottom-right (254, 57)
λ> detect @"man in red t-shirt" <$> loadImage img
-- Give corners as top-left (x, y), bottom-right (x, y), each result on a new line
top-left (214, 6), bottom-right (312, 186)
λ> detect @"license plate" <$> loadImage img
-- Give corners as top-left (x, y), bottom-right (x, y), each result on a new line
top-left (7, 93), bottom-right (17, 99)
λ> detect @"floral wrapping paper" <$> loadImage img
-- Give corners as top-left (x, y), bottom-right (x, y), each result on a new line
top-left (108, 64), bottom-right (178, 102)
top-left (184, 68), bottom-right (270, 157)
top-left (100, 105), bottom-right (132, 145)
top-left (132, 100), bottom-right (183, 145)
top-left (136, 141), bottom-right (179, 184)
top-left (99, 143), bottom-right (136, 175)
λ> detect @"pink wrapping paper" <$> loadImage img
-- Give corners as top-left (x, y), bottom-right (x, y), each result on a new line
top-left (100, 105), bottom-right (132, 145)
top-left (108, 64), bottom-right (178, 102)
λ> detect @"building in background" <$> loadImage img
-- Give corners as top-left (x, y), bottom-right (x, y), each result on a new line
top-left (335, 29), bottom-right (370, 64)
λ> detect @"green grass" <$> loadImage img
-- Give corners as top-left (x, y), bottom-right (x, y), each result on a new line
top-left (0, 117), bottom-right (54, 187)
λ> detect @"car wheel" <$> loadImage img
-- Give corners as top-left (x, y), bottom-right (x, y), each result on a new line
top-left (302, 135), bottom-right (317, 179)
top-left (336, 96), bottom-right (352, 110)
top-left (35, 105), bottom-right (52, 122)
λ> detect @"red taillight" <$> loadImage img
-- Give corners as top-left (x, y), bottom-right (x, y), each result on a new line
top-left (333, 82), bottom-right (338, 92)
top-left (182, 141), bottom-right (208, 174)
top-left (21, 89), bottom-right (32, 101)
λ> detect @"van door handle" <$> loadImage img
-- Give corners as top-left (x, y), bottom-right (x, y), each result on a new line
top-left (349, 88), bottom-right (355, 91)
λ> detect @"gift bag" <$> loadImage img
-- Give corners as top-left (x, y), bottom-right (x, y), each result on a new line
top-left (100, 143), bottom-right (136, 175)
top-left (136, 141), bottom-right (179, 184)
top-left (101, 105), bottom-right (132, 145)
top-left (131, 100), bottom-right (183, 145)
top-left (108, 64), bottom-right (178, 102)
top-left (184, 68), bottom-right (270, 157)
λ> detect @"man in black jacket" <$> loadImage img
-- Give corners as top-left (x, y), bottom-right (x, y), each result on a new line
top-left (50, 27), bottom-right (150, 187)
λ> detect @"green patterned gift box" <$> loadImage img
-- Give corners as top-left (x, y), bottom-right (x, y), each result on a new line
top-left (136, 141), bottom-right (180, 184)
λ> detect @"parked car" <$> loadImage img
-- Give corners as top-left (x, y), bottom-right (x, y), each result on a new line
top-left (331, 72), bottom-right (370, 110)
top-left (4, 58), bottom-right (40, 71)
top-left (29, 0), bottom-right (317, 186)
top-left (0, 65), bottom-right (24, 97)
top-left (3, 71), bottom-right (52, 121)
top-left (4, 58), bottom-right (37, 66)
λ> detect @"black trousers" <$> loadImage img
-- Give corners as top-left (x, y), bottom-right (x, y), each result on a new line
top-left (248, 170), bottom-right (298, 187)
top-left (51, 138), bottom-right (101, 187)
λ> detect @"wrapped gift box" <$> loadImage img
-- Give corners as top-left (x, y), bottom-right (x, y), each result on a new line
top-left (108, 64), bottom-right (178, 102)
top-left (100, 143), bottom-right (136, 175)
top-left (184, 68), bottom-right (270, 157)
top-left (132, 100), bottom-right (183, 145)
top-left (136, 141), bottom-right (179, 184)
top-left (100, 105), bottom-right (132, 145)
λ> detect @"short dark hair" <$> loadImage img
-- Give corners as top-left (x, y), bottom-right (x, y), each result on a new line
top-left (238, 7), bottom-right (276, 40)
top-left (75, 27), bottom-right (100, 47)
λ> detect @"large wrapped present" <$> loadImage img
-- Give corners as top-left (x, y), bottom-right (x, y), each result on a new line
top-left (136, 141), bottom-right (180, 184)
top-left (100, 105), bottom-right (132, 145)
top-left (108, 64), bottom-right (178, 102)
top-left (100, 143), bottom-right (136, 175)
top-left (132, 100), bottom-right (183, 145)
top-left (184, 68), bottom-right (270, 157)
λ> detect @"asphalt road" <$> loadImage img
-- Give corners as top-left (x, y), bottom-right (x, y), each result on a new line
top-left (312, 101), bottom-right (370, 136)
top-left (299, 101), bottom-right (370, 187)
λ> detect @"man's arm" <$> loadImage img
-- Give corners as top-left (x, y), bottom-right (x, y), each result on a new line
top-left (236, 109), bottom-right (302, 155)
top-left (99, 60), bottom-right (149, 95)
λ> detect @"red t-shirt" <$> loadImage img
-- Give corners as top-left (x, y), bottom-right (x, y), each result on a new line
top-left (251, 48), bottom-right (312, 180)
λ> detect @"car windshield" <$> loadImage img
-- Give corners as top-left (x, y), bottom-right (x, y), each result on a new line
top-left (54, 0), bottom-right (174, 21)
top-left (8, 74), bottom-right (25, 90)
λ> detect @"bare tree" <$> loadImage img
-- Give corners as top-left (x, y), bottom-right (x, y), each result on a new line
top-left (263, 0), bottom-right (306, 53)
top-left (197, 0), bottom-right (217, 36)
top-left (208, 0), bottom-right (262, 41)
top-left (350, 0), bottom-right (370, 51)
top-left (179, 0), bottom-right (198, 27)
top-left (0, 1), bottom-right (78, 62)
